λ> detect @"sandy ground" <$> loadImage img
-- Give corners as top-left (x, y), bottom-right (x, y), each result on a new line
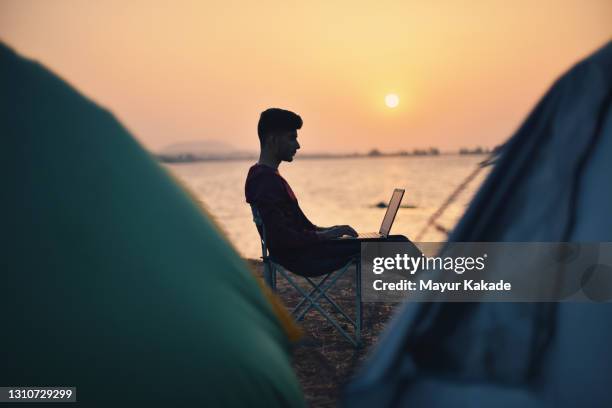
top-left (246, 259), bottom-right (398, 408)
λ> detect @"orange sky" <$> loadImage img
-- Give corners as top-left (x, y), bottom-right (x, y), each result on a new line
top-left (1, 0), bottom-right (610, 153)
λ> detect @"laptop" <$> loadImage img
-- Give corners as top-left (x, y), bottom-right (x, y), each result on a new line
top-left (339, 188), bottom-right (405, 240)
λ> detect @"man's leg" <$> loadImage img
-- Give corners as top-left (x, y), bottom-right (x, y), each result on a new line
top-left (278, 239), bottom-right (361, 277)
top-left (385, 235), bottom-right (410, 242)
top-left (277, 235), bottom-right (421, 277)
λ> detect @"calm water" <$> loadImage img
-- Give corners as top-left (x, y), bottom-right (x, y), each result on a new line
top-left (166, 155), bottom-right (489, 259)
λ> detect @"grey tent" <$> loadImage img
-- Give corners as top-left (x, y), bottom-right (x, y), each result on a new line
top-left (344, 40), bottom-right (612, 407)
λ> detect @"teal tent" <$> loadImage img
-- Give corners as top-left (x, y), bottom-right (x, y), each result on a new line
top-left (1, 43), bottom-right (304, 407)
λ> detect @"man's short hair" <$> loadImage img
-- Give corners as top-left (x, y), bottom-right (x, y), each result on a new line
top-left (257, 108), bottom-right (302, 145)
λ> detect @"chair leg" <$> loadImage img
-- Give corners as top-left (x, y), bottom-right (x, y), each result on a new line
top-left (294, 266), bottom-right (350, 322)
top-left (263, 261), bottom-right (278, 292)
top-left (280, 269), bottom-right (359, 347)
top-left (292, 273), bottom-right (333, 318)
top-left (301, 276), bottom-right (356, 327)
top-left (273, 259), bottom-right (363, 348)
top-left (355, 260), bottom-right (362, 347)
top-left (263, 260), bottom-right (273, 289)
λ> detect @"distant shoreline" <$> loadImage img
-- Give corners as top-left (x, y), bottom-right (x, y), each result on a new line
top-left (157, 150), bottom-right (492, 164)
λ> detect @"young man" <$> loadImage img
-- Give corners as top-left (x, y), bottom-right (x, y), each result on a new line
top-left (245, 108), bottom-right (412, 277)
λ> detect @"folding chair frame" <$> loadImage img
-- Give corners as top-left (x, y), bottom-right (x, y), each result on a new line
top-left (251, 205), bottom-right (362, 348)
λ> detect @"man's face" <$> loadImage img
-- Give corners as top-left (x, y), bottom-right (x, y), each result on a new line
top-left (271, 130), bottom-right (300, 162)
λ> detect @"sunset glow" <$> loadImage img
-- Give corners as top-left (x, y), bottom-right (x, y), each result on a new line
top-left (0, 1), bottom-right (610, 154)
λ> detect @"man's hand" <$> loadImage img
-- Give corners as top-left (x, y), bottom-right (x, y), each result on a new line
top-left (316, 225), bottom-right (358, 240)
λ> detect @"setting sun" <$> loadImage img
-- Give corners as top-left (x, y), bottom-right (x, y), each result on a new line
top-left (1, 1), bottom-right (609, 153)
top-left (385, 93), bottom-right (399, 108)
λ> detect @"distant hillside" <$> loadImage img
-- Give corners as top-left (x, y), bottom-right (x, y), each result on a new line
top-left (155, 140), bottom-right (497, 163)
top-left (157, 140), bottom-right (256, 162)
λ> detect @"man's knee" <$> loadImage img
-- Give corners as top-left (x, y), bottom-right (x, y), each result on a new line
top-left (385, 235), bottom-right (423, 257)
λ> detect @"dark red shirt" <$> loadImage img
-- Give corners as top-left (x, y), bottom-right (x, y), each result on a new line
top-left (245, 163), bottom-right (319, 253)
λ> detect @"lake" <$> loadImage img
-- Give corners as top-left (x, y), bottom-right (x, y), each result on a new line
top-left (166, 155), bottom-right (490, 259)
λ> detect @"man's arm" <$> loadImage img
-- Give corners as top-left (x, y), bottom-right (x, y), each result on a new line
top-left (315, 225), bottom-right (358, 235)
top-left (317, 225), bottom-right (358, 239)
top-left (259, 202), bottom-right (357, 245)
top-left (257, 201), bottom-right (320, 249)
top-left (295, 206), bottom-right (357, 237)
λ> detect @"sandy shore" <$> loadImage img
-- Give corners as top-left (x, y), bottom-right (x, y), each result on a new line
top-left (245, 259), bottom-right (398, 407)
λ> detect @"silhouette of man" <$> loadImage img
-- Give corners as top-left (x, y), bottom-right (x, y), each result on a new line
top-left (245, 108), bottom-right (412, 277)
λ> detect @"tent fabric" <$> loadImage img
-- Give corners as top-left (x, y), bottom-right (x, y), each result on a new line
top-left (344, 40), bottom-right (612, 407)
top-left (1, 43), bottom-right (305, 407)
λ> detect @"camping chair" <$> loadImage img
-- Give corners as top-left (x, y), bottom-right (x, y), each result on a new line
top-left (250, 205), bottom-right (362, 348)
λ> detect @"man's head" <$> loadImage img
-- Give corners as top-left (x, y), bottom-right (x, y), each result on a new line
top-left (257, 108), bottom-right (302, 162)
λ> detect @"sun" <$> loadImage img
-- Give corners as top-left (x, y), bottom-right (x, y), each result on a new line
top-left (385, 93), bottom-right (399, 108)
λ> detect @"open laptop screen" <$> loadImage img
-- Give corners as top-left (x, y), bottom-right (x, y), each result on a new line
top-left (379, 189), bottom-right (405, 236)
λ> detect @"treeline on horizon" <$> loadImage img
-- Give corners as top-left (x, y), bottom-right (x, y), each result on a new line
top-left (156, 145), bottom-right (499, 163)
